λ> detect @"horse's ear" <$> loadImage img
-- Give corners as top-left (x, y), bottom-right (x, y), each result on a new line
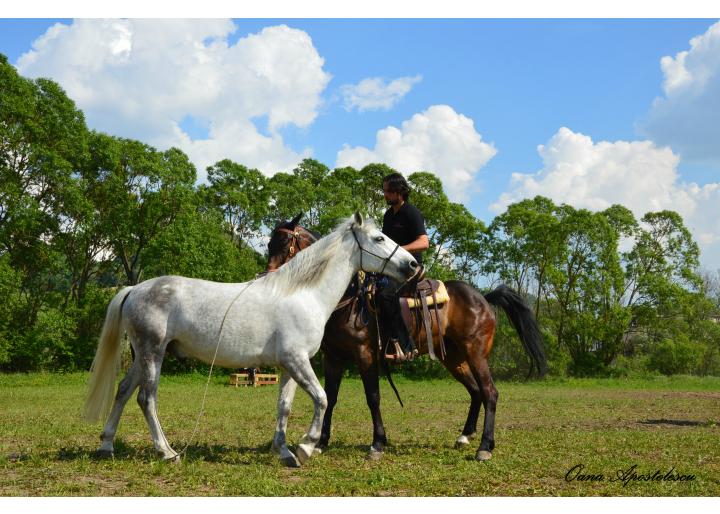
top-left (353, 211), bottom-right (364, 227)
top-left (289, 212), bottom-right (303, 229)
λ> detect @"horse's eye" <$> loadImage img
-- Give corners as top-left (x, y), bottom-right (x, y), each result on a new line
top-left (374, 236), bottom-right (385, 242)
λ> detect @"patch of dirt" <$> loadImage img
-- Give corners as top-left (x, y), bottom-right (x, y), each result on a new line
top-left (500, 416), bottom-right (719, 431)
top-left (626, 391), bottom-right (720, 400)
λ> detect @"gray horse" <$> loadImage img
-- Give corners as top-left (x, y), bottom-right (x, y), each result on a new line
top-left (84, 213), bottom-right (418, 467)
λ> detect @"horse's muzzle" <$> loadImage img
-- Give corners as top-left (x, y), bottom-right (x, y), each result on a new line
top-left (394, 263), bottom-right (423, 294)
top-left (406, 259), bottom-right (420, 277)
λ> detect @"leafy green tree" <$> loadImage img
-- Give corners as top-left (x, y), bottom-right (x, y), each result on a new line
top-left (200, 160), bottom-right (269, 249)
top-left (144, 202), bottom-right (264, 283)
top-left (331, 163), bottom-right (395, 224)
top-left (408, 172), bottom-right (486, 282)
top-left (266, 159), bottom-right (357, 235)
top-left (542, 205), bottom-right (628, 374)
top-left (622, 211), bottom-right (701, 330)
top-left (0, 54), bottom-right (97, 370)
top-left (484, 196), bottom-right (562, 313)
top-left (1, 54), bottom-right (87, 260)
top-left (486, 197), bottom-right (631, 375)
top-left (86, 134), bottom-right (196, 285)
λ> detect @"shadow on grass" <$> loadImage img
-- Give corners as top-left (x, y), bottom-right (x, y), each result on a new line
top-left (320, 440), bottom-right (476, 459)
top-left (52, 439), bottom-right (472, 464)
top-left (317, 441), bottom-right (379, 454)
top-left (54, 439), bottom-right (275, 464)
top-left (639, 418), bottom-right (717, 427)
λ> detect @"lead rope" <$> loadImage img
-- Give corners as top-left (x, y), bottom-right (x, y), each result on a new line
top-left (176, 279), bottom-right (257, 458)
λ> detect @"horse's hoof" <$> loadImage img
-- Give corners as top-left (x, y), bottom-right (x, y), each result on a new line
top-left (455, 435), bottom-right (471, 448)
top-left (366, 447), bottom-right (384, 461)
top-left (296, 445), bottom-right (314, 465)
top-left (95, 449), bottom-right (114, 460)
top-left (475, 450), bottom-right (492, 461)
top-left (164, 454), bottom-right (181, 464)
top-left (282, 453), bottom-right (301, 468)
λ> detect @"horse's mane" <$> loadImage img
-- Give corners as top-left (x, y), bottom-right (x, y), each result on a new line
top-left (262, 216), bottom-right (375, 295)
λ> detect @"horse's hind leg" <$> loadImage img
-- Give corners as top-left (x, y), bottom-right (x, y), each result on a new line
top-left (466, 351), bottom-right (498, 461)
top-left (136, 346), bottom-right (178, 461)
top-left (97, 359), bottom-right (141, 457)
top-left (272, 371), bottom-right (300, 467)
top-left (441, 342), bottom-right (482, 449)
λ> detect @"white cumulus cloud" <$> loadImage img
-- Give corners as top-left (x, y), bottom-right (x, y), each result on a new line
top-left (492, 127), bottom-right (720, 267)
top-left (340, 75), bottom-right (422, 112)
top-left (640, 20), bottom-right (720, 162)
top-left (336, 105), bottom-right (497, 201)
top-left (16, 19), bottom-right (332, 180)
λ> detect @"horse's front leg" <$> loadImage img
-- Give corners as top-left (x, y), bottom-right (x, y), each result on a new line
top-left (468, 354), bottom-right (498, 461)
top-left (272, 371), bottom-right (300, 467)
top-left (318, 347), bottom-right (345, 451)
top-left (282, 357), bottom-right (328, 466)
top-left (356, 343), bottom-right (387, 460)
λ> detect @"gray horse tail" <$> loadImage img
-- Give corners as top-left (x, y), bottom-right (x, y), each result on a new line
top-left (83, 287), bottom-right (134, 423)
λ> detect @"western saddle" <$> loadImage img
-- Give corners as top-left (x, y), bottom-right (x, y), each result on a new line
top-left (336, 273), bottom-right (449, 363)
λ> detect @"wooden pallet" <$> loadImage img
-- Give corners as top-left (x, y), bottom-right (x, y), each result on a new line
top-left (229, 372), bottom-right (279, 387)
top-left (229, 373), bottom-right (252, 387)
top-left (254, 373), bottom-right (279, 386)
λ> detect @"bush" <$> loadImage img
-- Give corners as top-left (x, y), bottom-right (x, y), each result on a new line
top-left (11, 306), bottom-right (78, 371)
top-left (488, 315), bottom-right (539, 379)
top-left (0, 256), bottom-right (23, 366)
top-left (647, 337), bottom-right (703, 375)
top-left (697, 345), bottom-right (720, 376)
top-left (567, 352), bottom-right (607, 377)
top-left (607, 354), bottom-right (659, 378)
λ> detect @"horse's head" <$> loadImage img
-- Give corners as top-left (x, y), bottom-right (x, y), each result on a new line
top-left (266, 213), bottom-right (319, 272)
top-left (347, 212), bottom-right (419, 283)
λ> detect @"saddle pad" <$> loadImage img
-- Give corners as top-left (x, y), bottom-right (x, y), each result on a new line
top-left (405, 281), bottom-right (449, 309)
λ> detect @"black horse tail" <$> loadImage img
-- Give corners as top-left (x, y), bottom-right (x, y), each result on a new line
top-left (483, 284), bottom-right (548, 378)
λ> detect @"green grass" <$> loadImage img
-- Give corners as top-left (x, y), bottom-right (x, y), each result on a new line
top-left (1, 372), bottom-right (718, 496)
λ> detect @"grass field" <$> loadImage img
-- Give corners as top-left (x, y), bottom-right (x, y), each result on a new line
top-left (0, 372), bottom-right (718, 496)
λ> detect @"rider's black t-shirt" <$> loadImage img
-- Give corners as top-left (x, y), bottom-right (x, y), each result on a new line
top-left (382, 202), bottom-right (427, 265)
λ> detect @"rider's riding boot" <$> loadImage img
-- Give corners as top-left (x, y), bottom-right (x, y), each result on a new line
top-left (377, 279), bottom-right (418, 364)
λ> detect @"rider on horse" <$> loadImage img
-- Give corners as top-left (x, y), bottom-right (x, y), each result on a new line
top-left (378, 173), bottom-right (430, 363)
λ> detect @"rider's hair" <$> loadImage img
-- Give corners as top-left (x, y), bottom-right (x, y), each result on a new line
top-left (383, 172), bottom-right (410, 201)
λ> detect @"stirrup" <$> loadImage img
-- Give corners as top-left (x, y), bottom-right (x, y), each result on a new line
top-left (384, 339), bottom-right (417, 363)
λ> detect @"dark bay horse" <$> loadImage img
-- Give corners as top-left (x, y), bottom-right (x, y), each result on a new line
top-left (267, 214), bottom-right (547, 461)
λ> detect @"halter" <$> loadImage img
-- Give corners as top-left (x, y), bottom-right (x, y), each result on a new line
top-left (351, 227), bottom-right (399, 276)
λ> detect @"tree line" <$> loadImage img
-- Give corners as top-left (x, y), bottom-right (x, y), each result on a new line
top-left (2, 54), bottom-right (719, 377)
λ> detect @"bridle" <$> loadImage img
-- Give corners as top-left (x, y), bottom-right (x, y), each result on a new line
top-left (350, 227), bottom-right (400, 276)
top-left (269, 226), bottom-right (318, 271)
top-left (270, 224), bottom-right (419, 289)
top-left (276, 226), bottom-right (317, 256)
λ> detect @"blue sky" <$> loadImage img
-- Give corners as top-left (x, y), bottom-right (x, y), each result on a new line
top-left (2, 18), bottom-right (720, 267)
